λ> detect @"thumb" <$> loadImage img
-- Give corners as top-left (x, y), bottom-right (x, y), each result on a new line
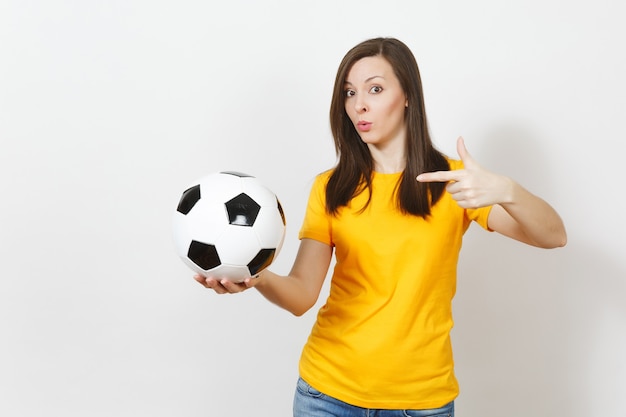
top-left (456, 136), bottom-right (474, 167)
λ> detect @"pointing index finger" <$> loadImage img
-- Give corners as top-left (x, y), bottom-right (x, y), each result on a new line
top-left (416, 170), bottom-right (460, 183)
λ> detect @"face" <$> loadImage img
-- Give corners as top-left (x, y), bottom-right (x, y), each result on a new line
top-left (344, 56), bottom-right (408, 150)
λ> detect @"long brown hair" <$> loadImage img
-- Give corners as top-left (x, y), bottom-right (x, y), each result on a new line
top-left (326, 37), bottom-right (449, 217)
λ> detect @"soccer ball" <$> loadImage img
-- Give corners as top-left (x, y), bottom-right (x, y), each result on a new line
top-left (172, 171), bottom-right (286, 282)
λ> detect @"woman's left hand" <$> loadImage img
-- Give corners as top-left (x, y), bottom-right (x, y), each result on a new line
top-left (416, 136), bottom-right (512, 209)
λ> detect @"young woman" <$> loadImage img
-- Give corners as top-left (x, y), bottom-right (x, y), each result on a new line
top-left (195, 37), bottom-right (567, 416)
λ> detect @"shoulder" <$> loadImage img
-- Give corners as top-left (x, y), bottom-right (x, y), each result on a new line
top-left (312, 169), bottom-right (334, 188)
top-left (305, 169), bottom-right (334, 198)
top-left (317, 169), bottom-right (334, 181)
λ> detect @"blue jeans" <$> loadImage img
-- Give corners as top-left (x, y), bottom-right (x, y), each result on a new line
top-left (293, 377), bottom-right (454, 417)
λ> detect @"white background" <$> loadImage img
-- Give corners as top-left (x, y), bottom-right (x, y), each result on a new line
top-left (1, 0), bottom-right (624, 416)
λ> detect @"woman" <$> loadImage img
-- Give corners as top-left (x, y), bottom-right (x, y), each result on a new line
top-left (195, 37), bottom-right (567, 416)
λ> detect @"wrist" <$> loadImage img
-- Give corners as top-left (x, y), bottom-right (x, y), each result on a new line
top-left (499, 176), bottom-right (516, 204)
top-left (252, 269), bottom-right (269, 288)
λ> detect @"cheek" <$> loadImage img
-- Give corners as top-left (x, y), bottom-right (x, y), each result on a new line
top-left (384, 99), bottom-right (407, 120)
top-left (344, 105), bottom-right (357, 122)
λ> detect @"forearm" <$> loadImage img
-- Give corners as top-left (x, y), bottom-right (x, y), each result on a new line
top-left (253, 270), bottom-right (320, 316)
top-left (202, 239), bottom-right (331, 314)
top-left (495, 179), bottom-right (567, 248)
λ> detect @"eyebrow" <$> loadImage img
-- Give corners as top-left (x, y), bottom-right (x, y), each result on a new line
top-left (344, 75), bottom-right (385, 85)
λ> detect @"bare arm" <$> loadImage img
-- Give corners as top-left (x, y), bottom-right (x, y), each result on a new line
top-left (486, 182), bottom-right (567, 248)
top-left (196, 238), bottom-right (333, 316)
top-left (417, 136), bottom-right (567, 249)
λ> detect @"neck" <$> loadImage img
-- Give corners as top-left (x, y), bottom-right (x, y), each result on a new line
top-left (370, 148), bottom-right (405, 173)
top-left (373, 163), bottom-right (404, 174)
top-left (367, 138), bottom-right (406, 174)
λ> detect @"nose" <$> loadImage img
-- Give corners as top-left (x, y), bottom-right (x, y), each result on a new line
top-left (354, 94), bottom-right (368, 114)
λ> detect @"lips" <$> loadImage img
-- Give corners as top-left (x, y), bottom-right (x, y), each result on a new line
top-left (357, 121), bottom-right (372, 132)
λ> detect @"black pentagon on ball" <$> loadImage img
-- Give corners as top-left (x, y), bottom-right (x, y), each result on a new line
top-left (188, 240), bottom-right (221, 270)
top-left (225, 193), bottom-right (260, 226)
top-left (177, 184), bottom-right (201, 215)
top-left (248, 248), bottom-right (276, 275)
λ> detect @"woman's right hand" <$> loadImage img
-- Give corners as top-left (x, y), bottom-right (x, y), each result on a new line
top-left (193, 273), bottom-right (260, 294)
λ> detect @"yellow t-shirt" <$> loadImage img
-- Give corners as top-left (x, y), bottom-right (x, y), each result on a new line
top-left (297, 160), bottom-right (492, 409)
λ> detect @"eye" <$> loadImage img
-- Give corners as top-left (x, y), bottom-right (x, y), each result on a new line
top-left (345, 89), bottom-right (356, 98)
top-left (369, 86), bottom-right (383, 94)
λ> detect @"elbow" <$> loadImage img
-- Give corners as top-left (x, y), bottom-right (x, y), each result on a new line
top-left (554, 232), bottom-right (568, 248)
top-left (551, 217), bottom-right (568, 248)
top-left (288, 297), bottom-right (319, 317)
top-left (543, 238), bottom-right (567, 249)
top-left (551, 224), bottom-right (568, 248)
top-left (289, 302), bottom-right (316, 317)
top-left (537, 228), bottom-right (568, 249)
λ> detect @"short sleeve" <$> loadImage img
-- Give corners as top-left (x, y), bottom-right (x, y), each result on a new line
top-left (298, 172), bottom-right (334, 246)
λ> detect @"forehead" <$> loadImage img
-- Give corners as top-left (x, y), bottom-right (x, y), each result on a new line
top-left (345, 56), bottom-right (395, 84)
